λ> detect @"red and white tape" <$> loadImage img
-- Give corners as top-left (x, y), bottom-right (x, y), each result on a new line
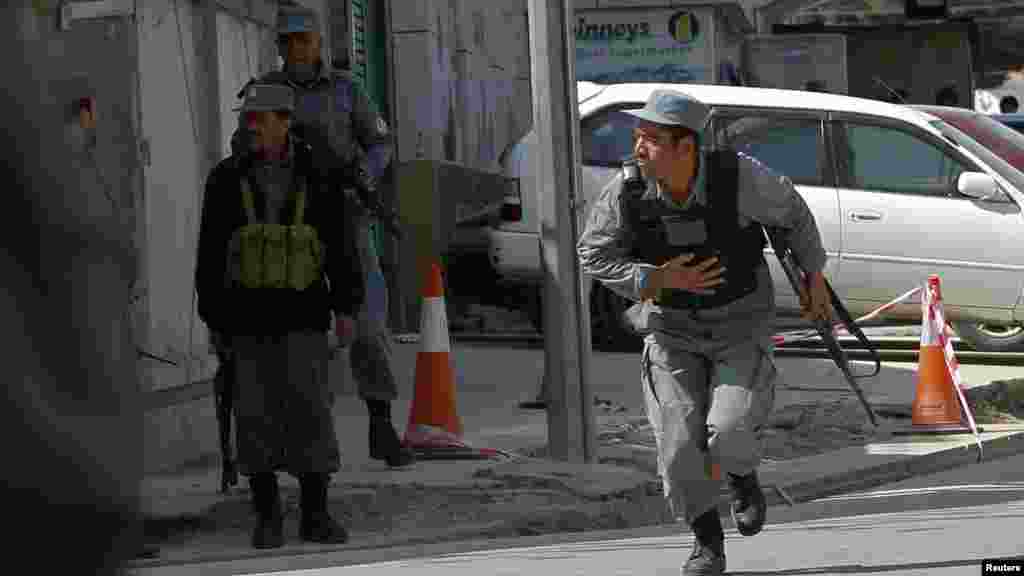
top-left (773, 285), bottom-right (924, 346)
top-left (925, 280), bottom-right (983, 457)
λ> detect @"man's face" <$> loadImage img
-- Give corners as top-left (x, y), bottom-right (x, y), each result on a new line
top-left (633, 121), bottom-right (696, 181)
top-left (245, 110), bottom-right (290, 152)
top-left (284, 31), bottom-right (320, 67)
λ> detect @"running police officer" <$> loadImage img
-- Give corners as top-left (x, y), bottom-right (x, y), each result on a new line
top-left (577, 89), bottom-right (832, 576)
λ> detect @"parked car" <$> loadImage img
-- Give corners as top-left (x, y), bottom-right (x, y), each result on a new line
top-left (993, 113), bottom-right (1024, 135)
top-left (905, 107), bottom-right (1024, 351)
top-left (912, 105), bottom-right (1024, 173)
top-left (489, 83), bottom-right (1024, 351)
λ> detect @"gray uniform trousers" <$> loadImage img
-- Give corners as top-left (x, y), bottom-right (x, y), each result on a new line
top-left (641, 328), bottom-right (777, 525)
top-left (233, 330), bottom-right (340, 476)
top-left (348, 215), bottom-right (397, 401)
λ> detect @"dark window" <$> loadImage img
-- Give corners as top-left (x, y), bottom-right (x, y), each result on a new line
top-left (839, 123), bottom-right (968, 197)
top-left (715, 115), bottom-right (824, 186)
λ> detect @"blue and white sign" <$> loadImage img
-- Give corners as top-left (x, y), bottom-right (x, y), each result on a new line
top-left (574, 8), bottom-right (713, 84)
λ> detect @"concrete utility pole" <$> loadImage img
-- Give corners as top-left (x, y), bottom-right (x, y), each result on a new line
top-left (526, 0), bottom-right (596, 463)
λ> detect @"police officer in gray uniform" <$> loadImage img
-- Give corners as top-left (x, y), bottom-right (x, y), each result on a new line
top-left (577, 89), bottom-right (832, 576)
top-left (236, 4), bottom-right (413, 467)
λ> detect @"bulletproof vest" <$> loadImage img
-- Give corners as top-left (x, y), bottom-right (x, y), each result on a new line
top-left (622, 150), bottom-right (766, 310)
top-left (227, 172), bottom-right (323, 291)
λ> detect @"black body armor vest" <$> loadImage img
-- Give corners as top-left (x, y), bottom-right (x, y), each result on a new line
top-left (621, 150), bottom-right (766, 310)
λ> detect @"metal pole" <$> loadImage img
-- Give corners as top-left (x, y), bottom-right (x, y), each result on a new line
top-left (526, 0), bottom-right (595, 463)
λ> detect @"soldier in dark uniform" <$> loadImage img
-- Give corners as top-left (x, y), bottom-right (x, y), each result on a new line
top-left (578, 89), bottom-right (832, 576)
top-left (235, 4), bottom-right (413, 468)
top-left (196, 81), bottom-right (363, 549)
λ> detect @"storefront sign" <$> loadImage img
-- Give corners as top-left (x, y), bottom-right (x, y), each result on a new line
top-left (574, 8), bottom-right (713, 84)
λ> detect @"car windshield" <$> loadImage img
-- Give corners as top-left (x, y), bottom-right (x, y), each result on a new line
top-left (926, 117), bottom-right (1024, 197)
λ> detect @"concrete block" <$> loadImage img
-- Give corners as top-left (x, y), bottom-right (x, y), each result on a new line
top-left (452, 51), bottom-right (480, 167)
top-left (452, 0), bottom-right (486, 53)
top-left (505, 9), bottom-right (531, 78)
top-left (144, 394), bottom-right (220, 475)
top-left (511, 78), bottom-right (534, 142)
top-left (392, 32), bottom-right (445, 162)
top-left (390, 0), bottom-right (447, 34)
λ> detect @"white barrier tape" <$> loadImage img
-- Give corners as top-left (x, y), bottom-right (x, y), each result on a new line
top-left (927, 286), bottom-right (984, 460)
top-left (773, 285), bottom-right (924, 346)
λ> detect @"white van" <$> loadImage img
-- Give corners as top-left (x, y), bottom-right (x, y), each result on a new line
top-left (488, 82), bottom-right (1024, 351)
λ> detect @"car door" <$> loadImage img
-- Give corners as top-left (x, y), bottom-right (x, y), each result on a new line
top-left (711, 109), bottom-right (842, 313)
top-left (829, 114), bottom-right (1024, 321)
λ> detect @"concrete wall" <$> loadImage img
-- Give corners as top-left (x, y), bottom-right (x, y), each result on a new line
top-left (390, 0), bottom-right (532, 171)
top-left (140, 0), bottom-right (279, 475)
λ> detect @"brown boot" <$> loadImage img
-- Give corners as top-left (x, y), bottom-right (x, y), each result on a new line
top-left (250, 474), bottom-right (284, 549)
top-left (299, 473), bottom-right (348, 544)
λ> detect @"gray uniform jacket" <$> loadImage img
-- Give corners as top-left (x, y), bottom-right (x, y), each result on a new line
top-left (577, 151), bottom-right (827, 352)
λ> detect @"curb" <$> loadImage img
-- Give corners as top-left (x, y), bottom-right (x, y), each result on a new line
top-left (742, 428), bottom-right (1024, 516)
top-left (129, 429), bottom-right (1024, 571)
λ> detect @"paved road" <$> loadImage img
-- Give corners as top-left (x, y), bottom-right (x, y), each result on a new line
top-left (132, 454), bottom-right (1024, 576)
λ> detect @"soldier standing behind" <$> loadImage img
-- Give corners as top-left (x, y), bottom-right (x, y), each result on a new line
top-left (577, 89), bottom-right (832, 576)
top-left (236, 4), bottom-right (413, 468)
top-left (196, 81), bottom-right (363, 549)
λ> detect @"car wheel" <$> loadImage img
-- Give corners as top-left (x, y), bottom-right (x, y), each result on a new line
top-left (589, 283), bottom-right (640, 352)
top-left (954, 320), bottom-right (1024, 352)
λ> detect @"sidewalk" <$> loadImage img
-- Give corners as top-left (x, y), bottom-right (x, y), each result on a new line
top-left (132, 342), bottom-right (1024, 569)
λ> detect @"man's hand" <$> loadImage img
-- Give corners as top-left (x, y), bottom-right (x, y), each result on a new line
top-left (800, 271), bottom-right (832, 323)
top-left (335, 315), bottom-right (356, 347)
top-left (652, 253), bottom-right (727, 297)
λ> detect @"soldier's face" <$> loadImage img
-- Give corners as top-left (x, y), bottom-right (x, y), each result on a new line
top-left (633, 122), bottom-right (696, 181)
top-left (285, 31), bottom-right (321, 66)
top-left (246, 111), bottom-right (291, 153)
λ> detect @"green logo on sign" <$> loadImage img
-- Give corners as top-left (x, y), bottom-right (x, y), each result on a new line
top-left (668, 12), bottom-right (701, 44)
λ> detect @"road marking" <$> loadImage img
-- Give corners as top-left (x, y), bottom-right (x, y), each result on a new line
top-left (813, 483), bottom-right (1024, 503)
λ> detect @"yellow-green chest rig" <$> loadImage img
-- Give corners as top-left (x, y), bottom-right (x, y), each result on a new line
top-left (228, 173), bottom-right (323, 291)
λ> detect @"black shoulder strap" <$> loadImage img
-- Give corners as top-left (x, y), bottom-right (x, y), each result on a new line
top-left (706, 149), bottom-right (740, 239)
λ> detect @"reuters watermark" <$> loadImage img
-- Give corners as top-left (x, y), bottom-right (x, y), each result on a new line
top-left (983, 558), bottom-right (1024, 575)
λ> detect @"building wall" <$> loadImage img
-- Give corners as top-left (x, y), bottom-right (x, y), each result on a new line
top-left (389, 0), bottom-right (532, 171)
top-left (140, 0), bottom-right (279, 474)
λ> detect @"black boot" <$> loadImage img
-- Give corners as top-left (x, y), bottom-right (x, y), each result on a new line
top-left (299, 473), bottom-right (348, 545)
top-left (728, 470), bottom-right (767, 536)
top-left (366, 399), bottom-right (415, 467)
top-left (682, 508), bottom-right (726, 576)
top-left (250, 474), bottom-right (284, 549)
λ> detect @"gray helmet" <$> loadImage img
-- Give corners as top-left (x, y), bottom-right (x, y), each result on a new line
top-left (233, 82), bottom-right (295, 114)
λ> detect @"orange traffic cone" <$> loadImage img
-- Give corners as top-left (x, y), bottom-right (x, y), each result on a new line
top-left (403, 261), bottom-right (503, 460)
top-left (908, 275), bottom-right (973, 434)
